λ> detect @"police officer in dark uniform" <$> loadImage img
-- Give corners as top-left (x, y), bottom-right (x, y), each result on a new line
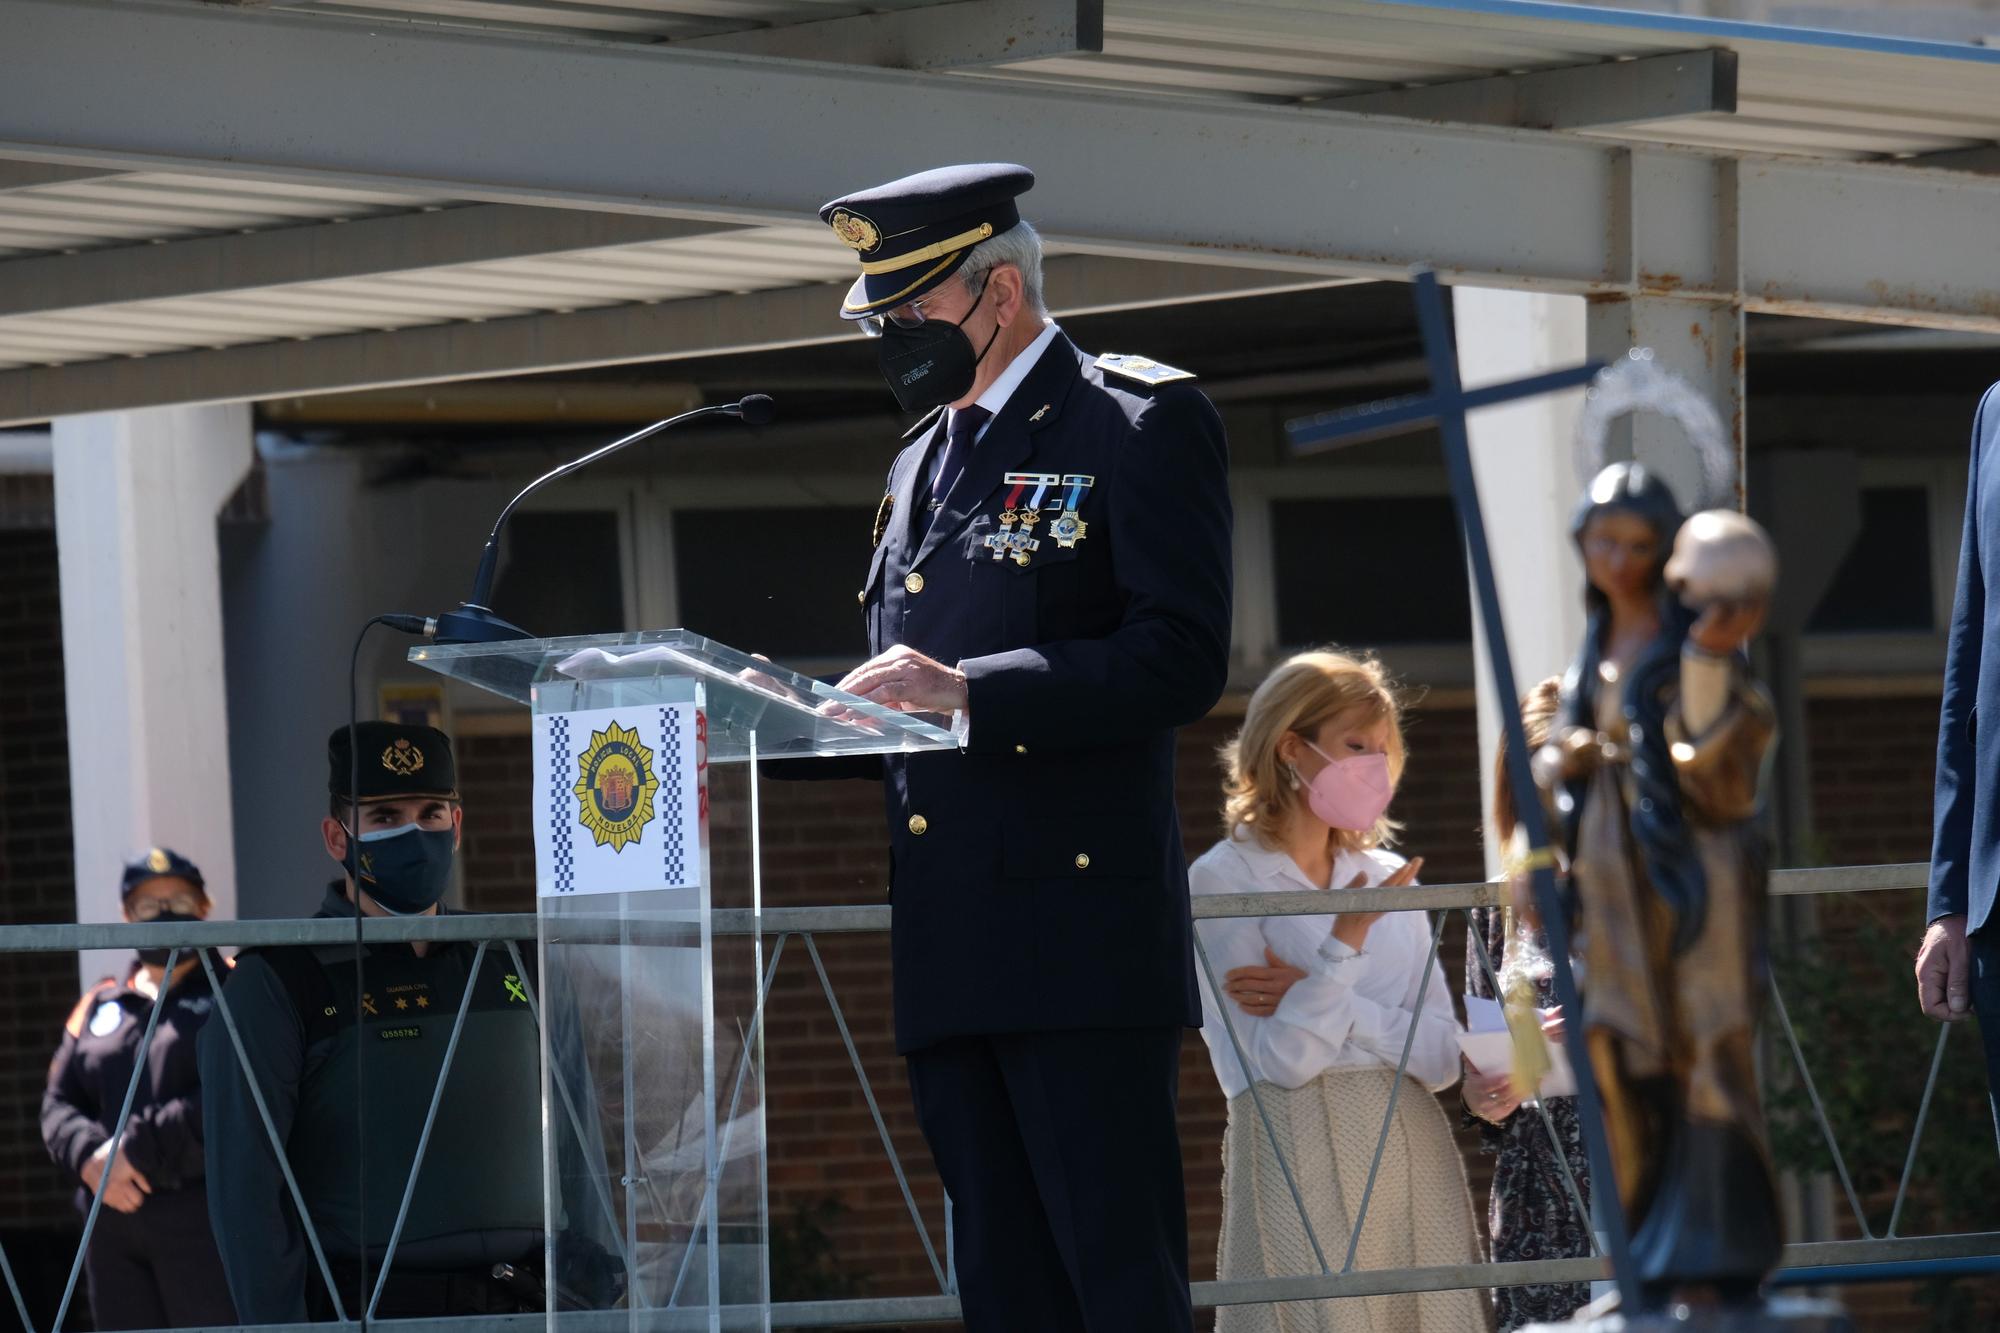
top-left (805, 164), bottom-right (1232, 1331)
top-left (42, 848), bottom-right (237, 1330)
top-left (198, 723), bottom-right (550, 1323)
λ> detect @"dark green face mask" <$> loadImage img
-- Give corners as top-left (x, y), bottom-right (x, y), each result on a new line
top-left (349, 824), bottom-right (455, 915)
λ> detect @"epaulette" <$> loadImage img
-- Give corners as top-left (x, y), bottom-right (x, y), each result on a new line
top-left (902, 405), bottom-right (945, 440)
top-left (1095, 352), bottom-right (1196, 386)
top-left (64, 978), bottom-right (120, 1039)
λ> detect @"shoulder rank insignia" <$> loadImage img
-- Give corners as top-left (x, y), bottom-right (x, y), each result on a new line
top-left (1096, 352), bottom-right (1196, 386)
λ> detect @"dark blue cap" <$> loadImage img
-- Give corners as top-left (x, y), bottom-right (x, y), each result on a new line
top-left (121, 847), bottom-right (205, 897)
top-left (819, 163), bottom-right (1035, 320)
top-left (328, 721), bottom-right (459, 803)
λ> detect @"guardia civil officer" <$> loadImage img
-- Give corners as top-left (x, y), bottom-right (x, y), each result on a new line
top-left (41, 849), bottom-right (237, 1331)
top-left (803, 164), bottom-right (1232, 1331)
top-left (198, 723), bottom-right (550, 1323)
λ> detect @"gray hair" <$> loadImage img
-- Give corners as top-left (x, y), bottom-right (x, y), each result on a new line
top-left (959, 220), bottom-right (1046, 316)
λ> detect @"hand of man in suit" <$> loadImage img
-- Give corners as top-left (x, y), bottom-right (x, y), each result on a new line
top-left (1917, 913), bottom-right (1973, 1022)
top-left (835, 644), bottom-right (969, 714)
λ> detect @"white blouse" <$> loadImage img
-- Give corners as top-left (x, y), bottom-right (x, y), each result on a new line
top-left (1190, 833), bottom-right (1464, 1100)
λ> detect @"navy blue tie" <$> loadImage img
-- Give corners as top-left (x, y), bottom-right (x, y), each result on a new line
top-left (930, 404), bottom-right (991, 509)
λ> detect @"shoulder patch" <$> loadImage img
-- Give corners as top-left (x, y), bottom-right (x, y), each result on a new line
top-left (64, 978), bottom-right (119, 1039)
top-left (1095, 352), bottom-right (1196, 386)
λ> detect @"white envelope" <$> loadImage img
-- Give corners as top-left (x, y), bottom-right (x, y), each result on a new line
top-left (1459, 993), bottom-right (1576, 1099)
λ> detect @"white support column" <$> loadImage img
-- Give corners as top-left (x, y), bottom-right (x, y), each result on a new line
top-left (1454, 287), bottom-right (1590, 878)
top-left (53, 404), bottom-right (252, 986)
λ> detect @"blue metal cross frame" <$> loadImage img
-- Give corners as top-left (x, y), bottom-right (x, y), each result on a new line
top-left (1283, 267), bottom-right (1640, 1308)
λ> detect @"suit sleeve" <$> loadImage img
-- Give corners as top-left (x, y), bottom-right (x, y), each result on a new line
top-left (958, 384), bottom-right (1232, 751)
top-left (1930, 383), bottom-right (1999, 924)
top-left (41, 1026), bottom-right (107, 1179)
top-left (200, 956), bottom-right (311, 1326)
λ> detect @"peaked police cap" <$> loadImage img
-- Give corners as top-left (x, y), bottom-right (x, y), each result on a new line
top-left (819, 163), bottom-right (1034, 320)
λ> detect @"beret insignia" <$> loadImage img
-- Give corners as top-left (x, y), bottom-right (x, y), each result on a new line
top-left (146, 849), bottom-right (171, 874)
top-left (829, 209), bottom-right (881, 253)
top-left (382, 737), bottom-right (426, 776)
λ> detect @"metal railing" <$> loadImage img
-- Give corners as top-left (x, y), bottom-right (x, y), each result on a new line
top-left (0, 860), bottom-right (1991, 1331)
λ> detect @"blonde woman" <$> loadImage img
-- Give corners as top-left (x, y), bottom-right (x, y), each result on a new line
top-left (1194, 650), bottom-right (1484, 1333)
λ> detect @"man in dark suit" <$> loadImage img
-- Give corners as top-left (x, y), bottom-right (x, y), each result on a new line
top-left (805, 163), bottom-right (1231, 1330)
top-left (1923, 381), bottom-right (2000, 1153)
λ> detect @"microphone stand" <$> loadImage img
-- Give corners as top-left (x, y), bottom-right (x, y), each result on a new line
top-left (434, 399), bottom-right (770, 644)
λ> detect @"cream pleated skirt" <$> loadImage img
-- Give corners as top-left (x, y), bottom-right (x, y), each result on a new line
top-left (1217, 1067), bottom-right (1489, 1333)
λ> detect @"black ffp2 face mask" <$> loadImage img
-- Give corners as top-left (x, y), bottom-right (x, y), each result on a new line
top-left (136, 912), bottom-right (198, 967)
top-left (875, 276), bottom-right (1002, 414)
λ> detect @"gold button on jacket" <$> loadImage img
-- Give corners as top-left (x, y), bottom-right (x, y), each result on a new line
top-left (1075, 853), bottom-right (1091, 870)
top-left (904, 571), bottom-right (925, 594)
top-left (908, 814), bottom-right (929, 836)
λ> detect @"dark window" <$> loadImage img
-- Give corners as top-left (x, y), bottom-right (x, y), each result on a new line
top-left (672, 508), bottom-right (870, 660)
top-left (1272, 496), bottom-right (1471, 646)
top-left (1806, 487), bottom-right (1933, 633)
top-left (491, 509), bottom-right (626, 638)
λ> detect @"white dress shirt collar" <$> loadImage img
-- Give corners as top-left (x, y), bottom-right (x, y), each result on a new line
top-left (952, 319), bottom-right (1060, 439)
top-left (1227, 827), bottom-right (1383, 894)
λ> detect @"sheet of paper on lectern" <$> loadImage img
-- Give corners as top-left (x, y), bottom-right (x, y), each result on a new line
top-left (532, 701), bottom-right (705, 897)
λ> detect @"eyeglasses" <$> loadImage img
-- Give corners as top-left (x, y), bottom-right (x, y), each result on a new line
top-left (128, 896), bottom-right (203, 921)
top-left (859, 270), bottom-right (991, 338)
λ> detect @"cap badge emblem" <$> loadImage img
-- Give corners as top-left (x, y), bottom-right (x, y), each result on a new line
top-left (146, 848), bottom-right (171, 873)
top-left (830, 209), bottom-right (881, 253)
top-left (381, 738), bottom-right (426, 776)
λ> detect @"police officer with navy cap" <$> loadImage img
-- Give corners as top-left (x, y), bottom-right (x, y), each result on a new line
top-left (42, 848), bottom-right (237, 1330)
top-left (198, 722), bottom-right (554, 1323)
top-left (806, 163), bottom-right (1232, 1331)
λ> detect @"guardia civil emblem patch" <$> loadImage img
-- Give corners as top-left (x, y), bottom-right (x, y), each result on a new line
top-left (573, 721), bottom-right (659, 853)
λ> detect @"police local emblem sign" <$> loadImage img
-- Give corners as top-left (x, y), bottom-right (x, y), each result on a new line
top-left (532, 703), bottom-right (706, 896)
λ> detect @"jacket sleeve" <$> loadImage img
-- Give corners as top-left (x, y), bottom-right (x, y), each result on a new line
top-left (1930, 384), bottom-right (1998, 923)
top-left (199, 956), bottom-right (311, 1326)
top-left (41, 1021), bottom-right (108, 1179)
top-left (1192, 879), bottom-right (1404, 1092)
top-left (1353, 913), bottom-right (1464, 1093)
top-left (121, 1079), bottom-right (207, 1191)
top-left (959, 384), bottom-right (1233, 752)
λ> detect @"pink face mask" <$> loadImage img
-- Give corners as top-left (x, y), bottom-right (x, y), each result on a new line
top-left (1298, 742), bottom-right (1394, 832)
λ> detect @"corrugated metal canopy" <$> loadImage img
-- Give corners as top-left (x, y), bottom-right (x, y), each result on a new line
top-left (4, 0), bottom-right (2000, 404)
top-left (1000, 0), bottom-right (2000, 159)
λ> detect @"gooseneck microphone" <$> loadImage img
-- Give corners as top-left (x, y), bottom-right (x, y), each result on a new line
top-left (432, 394), bottom-right (776, 643)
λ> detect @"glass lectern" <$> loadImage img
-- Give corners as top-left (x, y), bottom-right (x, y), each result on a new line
top-left (412, 631), bottom-right (954, 1332)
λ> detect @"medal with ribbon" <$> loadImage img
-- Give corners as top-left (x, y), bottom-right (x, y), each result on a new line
top-left (1049, 474), bottom-right (1095, 549)
top-left (984, 476), bottom-right (1028, 561)
top-left (986, 472), bottom-right (1061, 565)
top-left (1010, 472), bottom-right (1060, 566)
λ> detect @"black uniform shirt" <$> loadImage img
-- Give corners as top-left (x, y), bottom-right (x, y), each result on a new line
top-left (43, 956), bottom-right (224, 1201)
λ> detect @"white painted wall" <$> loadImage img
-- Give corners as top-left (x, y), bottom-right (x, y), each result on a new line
top-left (53, 405), bottom-right (253, 986)
top-left (1452, 288), bottom-right (1590, 878)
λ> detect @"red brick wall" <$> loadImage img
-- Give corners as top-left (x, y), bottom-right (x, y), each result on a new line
top-left (457, 694), bottom-right (1495, 1318)
top-left (0, 530), bottom-right (85, 1229)
top-left (0, 527), bottom-right (90, 1333)
top-left (458, 687), bottom-right (1972, 1330)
